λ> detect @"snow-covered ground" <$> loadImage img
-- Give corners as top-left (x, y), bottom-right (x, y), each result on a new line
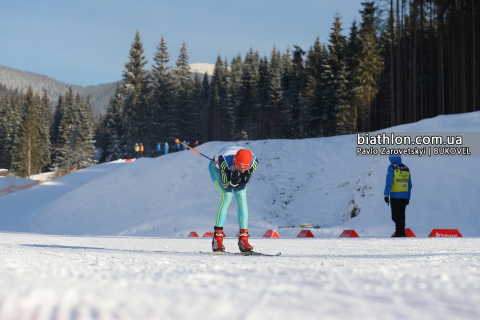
top-left (0, 112), bottom-right (479, 319)
top-left (1, 233), bottom-right (479, 320)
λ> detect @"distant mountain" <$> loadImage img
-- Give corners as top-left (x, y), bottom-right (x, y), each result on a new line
top-left (0, 65), bottom-right (119, 117)
top-left (190, 63), bottom-right (215, 76)
top-left (0, 63), bottom-right (215, 117)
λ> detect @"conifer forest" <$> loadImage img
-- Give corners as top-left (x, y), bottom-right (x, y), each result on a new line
top-left (0, 1), bottom-right (478, 174)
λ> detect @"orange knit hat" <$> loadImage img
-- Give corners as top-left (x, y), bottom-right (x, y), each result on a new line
top-left (233, 149), bottom-right (253, 169)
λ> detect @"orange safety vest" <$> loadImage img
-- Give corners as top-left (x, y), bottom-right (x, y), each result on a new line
top-left (140, 145), bottom-right (144, 152)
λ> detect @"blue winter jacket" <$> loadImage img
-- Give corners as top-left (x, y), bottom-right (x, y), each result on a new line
top-left (157, 143), bottom-right (161, 152)
top-left (384, 156), bottom-right (412, 199)
top-left (164, 145), bottom-right (169, 154)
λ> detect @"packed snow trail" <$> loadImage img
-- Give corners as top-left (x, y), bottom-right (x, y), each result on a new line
top-left (0, 233), bottom-right (479, 320)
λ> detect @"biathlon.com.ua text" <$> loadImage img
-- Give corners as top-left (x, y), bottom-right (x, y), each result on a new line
top-left (355, 132), bottom-right (480, 157)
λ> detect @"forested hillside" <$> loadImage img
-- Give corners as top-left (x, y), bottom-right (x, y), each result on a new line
top-left (0, 65), bottom-right (119, 117)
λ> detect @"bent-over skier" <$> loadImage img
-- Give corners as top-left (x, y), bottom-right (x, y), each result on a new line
top-left (209, 146), bottom-right (258, 252)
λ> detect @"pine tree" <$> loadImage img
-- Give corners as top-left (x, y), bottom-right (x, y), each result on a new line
top-left (323, 13), bottom-right (348, 136)
top-left (280, 47), bottom-right (294, 138)
top-left (76, 96), bottom-right (97, 168)
top-left (257, 55), bottom-right (269, 139)
top-left (266, 46), bottom-right (283, 138)
top-left (238, 49), bottom-right (259, 139)
top-left (171, 41), bottom-right (193, 142)
top-left (209, 56), bottom-right (228, 141)
top-left (151, 36), bottom-right (175, 146)
top-left (305, 38), bottom-right (327, 137)
top-left (51, 95), bottom-right (66, 147)
top-left (38, 90), bottom-right (51, 170)
top-left (104, 85), bottom-right (124, 162)
top-left (357, 1), bottom-right (385, 132)
top-left (336, 62), bottom-right (354, 134)
top-left (290, 45), bottom-right (307, 138)
top-left (226, 55), bottom-right (242, 141)
top-left (200, 72), bottom-right (210, 143)
top-left (12, 87), bottom-right (41, 178)
top-left (120, 30), bottom-right (150, 158)
top-left (190, 73), bottom-right (204, 143)
top-left (51, 88), bottom-right (76, 170)
top-left (345, 20), bottom-right (362, 132)
top-left (0, 95), bottom-right (14, 169)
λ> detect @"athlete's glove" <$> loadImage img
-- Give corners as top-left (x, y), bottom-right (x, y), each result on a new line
top-left (384, 196), bottom-right (389, 206)
top-left (240, 169), bottom-right (251, 184)
top-left (230, 170), bottom-right (241, 187)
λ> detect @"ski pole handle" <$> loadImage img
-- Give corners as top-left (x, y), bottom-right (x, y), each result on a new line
top-left (175, 139), bottom-right (218, 164)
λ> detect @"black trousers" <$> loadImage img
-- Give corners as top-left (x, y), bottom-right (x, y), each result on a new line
top-left (391, 198), bottom-right (408, 236)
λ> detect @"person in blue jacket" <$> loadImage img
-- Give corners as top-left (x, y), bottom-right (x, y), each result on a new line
top-left (384, 156), bottom-right (412, 237)
top-left (157, 142), bottom-right (161, 154)
top-left (182, 141), bottom-right (189, 151)
top-left (175, 142), bottom-right (180, 152)
top-left (164, 142), bottom-right (169, 155)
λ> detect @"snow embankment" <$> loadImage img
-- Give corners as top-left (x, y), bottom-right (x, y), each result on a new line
top-left (0, 112), bottom-right (478, 237)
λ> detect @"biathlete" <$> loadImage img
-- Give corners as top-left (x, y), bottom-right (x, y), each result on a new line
top-left (209, 146), bottom-right (258, 252)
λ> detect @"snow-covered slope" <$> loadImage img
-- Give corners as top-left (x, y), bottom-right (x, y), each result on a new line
top-left (0, 112), bottom-right (479, 237)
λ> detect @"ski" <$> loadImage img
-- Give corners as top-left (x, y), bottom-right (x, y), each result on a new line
top-left (200, 251), bottom-right (281, 256)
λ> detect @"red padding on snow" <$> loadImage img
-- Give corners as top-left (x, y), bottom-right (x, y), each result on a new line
top-left (262, 229), bottom-right (281, 238)
top-left (339, 230), bottom-right (359, 237)
top-left (188, 232), bottom-right (199, 237)
top-left (392, 228), bottom-right (416, 237)
top-left (297, 230), bottom-right (315, 238)
top-left (125, 159), bottom-right (132, 162)
top-left (428, 229), bottom-right (463, 237)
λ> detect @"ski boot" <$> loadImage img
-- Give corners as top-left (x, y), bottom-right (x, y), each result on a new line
top-left (238, 229), bottom-right (253, 252)
top-left (212, 227), bottom-right (225, 252)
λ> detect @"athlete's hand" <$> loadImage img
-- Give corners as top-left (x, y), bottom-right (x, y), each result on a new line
top-left (384, 196), bottom-right (389, 206)
top-left (230, 170), bottom-right (241, 187)
top-left (240, 169), bottom-right (251, 183)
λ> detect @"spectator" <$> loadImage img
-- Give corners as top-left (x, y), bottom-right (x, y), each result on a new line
top-left (157, 142), bottom-right (161, 154)
top-left (164, 142), bottom-right (169, 155)
top-left (139, 143), bottom-right (144, 158)
top-left (135, 143), bottom-right (140, 159)
top-left (384, 156), bottom-right (412, 237)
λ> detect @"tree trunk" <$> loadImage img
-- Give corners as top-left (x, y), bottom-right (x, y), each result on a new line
top-left (27, 137), bottom-right (31, 179)
top-left (390, 0), bottom-right (396, 127)
top-left (472, 0), bottom-right (476, 112)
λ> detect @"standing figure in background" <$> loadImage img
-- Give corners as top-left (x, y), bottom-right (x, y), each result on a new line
top-left (175, 141), bottom-right (180, 152)
top-left (157, 142), bottom-right (161, 155)
top-left (164, 142), bottom-right (169, 155)
top-left (194, 141), bottom-right (199, 148)
top-left (139, 143), bottom-right (144, 158)
top-left (134, 143), bottom-right (139, 159)
top-left (209, 146), bottom-right (258, 252)
top-left (384, 156), bottom-right (412, 237)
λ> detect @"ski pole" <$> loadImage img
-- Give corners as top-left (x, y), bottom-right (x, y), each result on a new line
top-left (175, 139), bottom-right (218, 164)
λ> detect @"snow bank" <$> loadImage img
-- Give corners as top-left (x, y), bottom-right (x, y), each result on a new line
top-left (0, 112), bottom-right (478, 237)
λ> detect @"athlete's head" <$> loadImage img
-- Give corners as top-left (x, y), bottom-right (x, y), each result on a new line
top-left (233, 149), bottom-right (253, 172)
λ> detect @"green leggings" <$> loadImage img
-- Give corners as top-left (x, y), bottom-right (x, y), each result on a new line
top-left (208, 161), bottom-right (248, 229)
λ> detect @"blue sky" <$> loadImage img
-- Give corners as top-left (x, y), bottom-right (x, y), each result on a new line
top-left (0, 0), bottom-right (365, 86)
